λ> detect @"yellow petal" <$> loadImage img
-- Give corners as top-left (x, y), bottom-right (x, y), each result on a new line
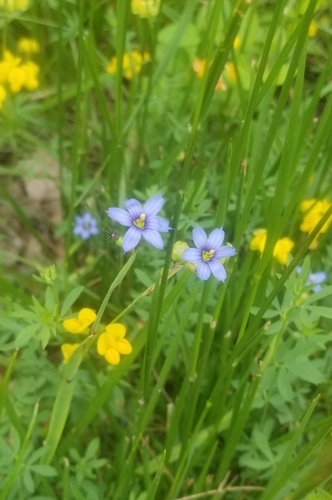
top-left (116, 338), bottom-right (132, 355)
top-left (106, 323), bottom-right (126, 339)
top-left (78, 308), bottom-right (97, 324)
top-left (105, 348), bottom-right (120, 365)
top-left (61, 343), bottom-right (79, 364)
top-left (97, 332), bottom-right (108, 355)
top-left (63, 318), bottom-right (85, 333)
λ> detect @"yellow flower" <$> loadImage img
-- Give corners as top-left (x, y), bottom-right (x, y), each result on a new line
top-left (192, 58), bottom-right (226, 92)
top-left (300, 198), bottom-right (332, 249)
top-left (273, 237), bottom-right (294, 265)
top-left (63, 308), bottom-right (97, 334)
top-left (0, 0), bottom-right (28, 11)
top-left (0, 85), bottom-right (6, 107)
top-left (106, 51), bottom-right (149, 80)
top-left (215, 76), bottom-right (227, 92)
top-left (0, 50), bottom-right (21, 84)
top-left (225, 62), bottom-right (237, 82)
top-left (18, 38), bottom-right (40, 54)
top-left (308, 20), bottom-right (318, 37)
top-left (7, 66), bottom-right (26, 93)
top-left (97, 323), bottom-right (132, 365)
top-left (249, 229), bottom-right (267, 253)
top-left (192, 58), bottom-right (206, 79)
top-left (250, 229), bottom-right (294, 264)
top-left (131, 0), bottom-right (160, 18)
top-left (233, 36), bottom-right (241, 49)
top-left (61, 343), bottom-right (80, 364)
top-left (21, 61), bottom-right (39, 90)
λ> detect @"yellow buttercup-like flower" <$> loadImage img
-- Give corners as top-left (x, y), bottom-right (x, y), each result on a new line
top-left (300, 198), bottom-right (332, 248)
top-left (21, 61), bottom-right (39, 90)
top-left (192, 58), bottom-right (206, 79)
top-left (308, 20), bottom-right (318, 37)
top-left (97, 323), bottom-right (132, 365)
top-left (250, 229), bottom-right (294, 264)
top-left (131, 0), bottom-right (160, 18)
top-left (106, 51), bottom-right (149, 80)
top-left (63, 308), bottom-right (97, 334)
top-left (7, 66), bottom-right (26, 93)
top-left (192, 58), bottom-right (227, 92)
top-left (249, 229), bottom-right (267, 253)
top-left (0, 51), bottom-right (21, 84)
top-left (273, 237), bottom-right (294, 265)
top-left (18, 38), bottom-right (40, 54)
top-left (61, 343), bottom-right (80, 364)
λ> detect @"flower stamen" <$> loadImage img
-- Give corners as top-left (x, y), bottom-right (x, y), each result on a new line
top-left (134, 213), bottom-right (146, 229)
top-left (202, 249), bottom-right (215, 262)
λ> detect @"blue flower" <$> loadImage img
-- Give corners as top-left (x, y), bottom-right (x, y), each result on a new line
top-left (296, 267), bottom-right (327, 292)
top-left (182, 227), bottom-right (236, 281)
top-left (106, 195), bottom-right (170, 253)
top-left (73, 212), bottom-right (99, 240)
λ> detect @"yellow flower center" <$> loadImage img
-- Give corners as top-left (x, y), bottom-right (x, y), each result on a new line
top-left (134, 213), bottom-right (146, 229)
top-left (202, 249), bottom-right (215, 262)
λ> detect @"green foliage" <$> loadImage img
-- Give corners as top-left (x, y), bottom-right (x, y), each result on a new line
top-left (1, 0), bottom-right (332, 498)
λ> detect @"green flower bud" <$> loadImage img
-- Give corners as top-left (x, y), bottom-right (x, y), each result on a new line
top-left (172, 241), bottom-right (189, 263)
top-left (42, 265), bottom-right (57, 284)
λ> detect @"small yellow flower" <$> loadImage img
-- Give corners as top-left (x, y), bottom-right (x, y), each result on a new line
top-left (97, 323), bottom-right (132, 365)
top-left (225, 62), bottom-right (237, 82)
top-left (300, 198), bottom-right (332, 249)
top-left (273, 237), bottom-right (294, 265)
top-left (0, 50), bottom-right (21, 84)
top-left (61, 343), bottom-right (80, 364)
top-left (308, 20), bottom-right (318, 37)
top-left (300, 199), bottom-right (332, 233)
top-left (215, 76), bottom-right (227, 92)
top-left (7, 66), bottom-right (26, 93)
top-left (21, 61), bottom-right (39, 90)
top-left (106, 51), bottom-right (148, 80)
top-left (0, 0), bottom-right (29, 11)
top-left (131, 0), bottom-right (160, 18)
top-left (18, 38), bottom-right (40, 54)
top-left (233, 36), bottom-right (241, 49)
top-left (249, 229), bottom-right (267, 253)
top-left (192, 58), bottom-right (206, 79)
top-left (250, 229), bottom-right (294, 264)
top-left (0, 85), bottom-right (6, 107)
top-left (63, 308), bottom-right (97, 334)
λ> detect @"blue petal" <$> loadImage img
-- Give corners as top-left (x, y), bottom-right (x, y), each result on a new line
top-left (208, 259), bottom-right (227, 282)
top-left (196, 261), bottom-right (211, 280)
top-left (155, 215), bottom-right (171, 232)
top-left (310, 272), bottom-right (327, 284)
top-left (124, 199), bottom-right (142, 218)
top-left (192, 227), bottom-right (208, 250)
top-left (207, 228), bottom-right (225, 249)
top-left (122, 227), bottom-right (141, 252)
top-left (143, 195), bottom-right (164, 216)
top-left (182, 248), bottom-right (201, 263)
top-left (145, 215), bottom-right (170, 232)
top-left (73, 226), bottom-right (83, 236)
top-left (215, 246), bottom-right (236, 259)
top-left (142, 229), bottom-right (164, 249)
top-left (107, 208), bottom-right (132, 226)
top-left (82, 212), bottom-right (94, 224)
